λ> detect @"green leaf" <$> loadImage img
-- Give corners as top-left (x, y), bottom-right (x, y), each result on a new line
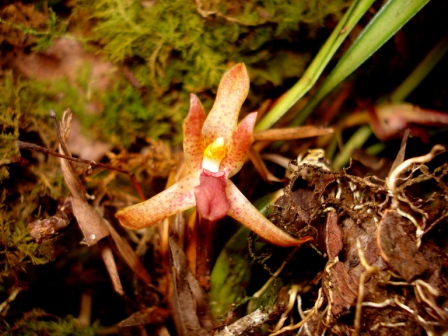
top-left (255, 0), bottom-right (375, 130)
top-left (209, 190), bottom-right (283, 319)
top-left (209, 226), bottom-right (252, 319)
top-left (292, 0), bottom-right (430, 126)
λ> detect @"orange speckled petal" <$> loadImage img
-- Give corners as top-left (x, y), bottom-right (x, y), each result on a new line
top-left (116, 173), bottom-right (199, 230)
top-left (183, 94), bottom-right (206, 172)
top-left (222, 112), bottom-right (257, 177)
top-left (202, 63), bottom-right (250, 144)
top-left (226, 181), bottom-right (313, 247)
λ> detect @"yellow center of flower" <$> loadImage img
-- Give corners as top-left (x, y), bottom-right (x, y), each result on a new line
top-left (202, 137), bottom-right (226, 172)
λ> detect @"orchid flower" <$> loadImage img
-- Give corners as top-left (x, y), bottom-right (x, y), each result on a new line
top-left (116, 63), bottom-right (311, 247)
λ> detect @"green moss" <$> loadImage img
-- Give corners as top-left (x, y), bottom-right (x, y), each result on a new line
top-left (0, 74), bottom-right (68, 294)
top-left (0, 77), bottom-right (21, 183)
top-left (2, 310), bottom-right (97, 336)
top-left (2, 0), bottom-right (351, 150)
top-left (0, 6), bottom-right (66, 52)
top-left (0, 190), bottom-right (55, 290)
top-left (2, 0), bottom-right (351, 148)
top-left (0, 74), bottom-right (87, 333)
top-left (95, 81), bottom-right (187, 146)
top-left (73, 0), bottom-right (351, 145)
top-left (18, 79), bottom-right (84, 120)
top-left (0, 76), bottom-right (85, 178)
top-left (0, 71), bottom-right (89, 146)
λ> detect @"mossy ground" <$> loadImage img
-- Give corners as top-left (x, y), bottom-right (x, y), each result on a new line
top-left (1, 0), bottom-right (448, 335)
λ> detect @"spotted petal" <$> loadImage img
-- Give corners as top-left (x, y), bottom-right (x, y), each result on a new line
top-left (221, 111), bottom-right (257, 177)
top-left (183, 94), bottom-right (206, 172)
top-left (226, 181), bottom-right (313, 247)
top-left (116, 173), bottom-right (199, 230)
top-left (201, 63), bottom-right (250, 145)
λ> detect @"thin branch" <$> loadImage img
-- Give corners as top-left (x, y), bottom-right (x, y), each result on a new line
top-left (17, 140), bottom-right (145, 201)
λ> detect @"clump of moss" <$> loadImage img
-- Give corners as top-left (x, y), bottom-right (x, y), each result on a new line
top-left (0, 191), bottom-right (55, 281)
top-left (0, 3), bottom-right (65, 51)
top-left (72, 0), bottom-right (350, 145)
top-left (90, 80), bottom-right (187, 147)
top-left (0, 77), bottom-right (20, 183)
top-left (2, 310), bottom-right (97, 336)
top-left (2, 0), bottom-right (350, 148)
top-left (0, 72), bottom-right (70, 330)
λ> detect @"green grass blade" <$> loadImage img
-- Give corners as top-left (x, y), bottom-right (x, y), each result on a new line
top-left (292, 0), bottom-right (430, 126)
top-left (255, 0), bottom-right (375, 131)
top-left (332, 125), bottom-right (371, 170)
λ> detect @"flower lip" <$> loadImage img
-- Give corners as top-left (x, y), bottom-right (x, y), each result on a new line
top-left (194, 169), bottom-right (230, 221)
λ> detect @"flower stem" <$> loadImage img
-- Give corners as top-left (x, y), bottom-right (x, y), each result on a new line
top-left (196, 216), bottom-right (217, 290)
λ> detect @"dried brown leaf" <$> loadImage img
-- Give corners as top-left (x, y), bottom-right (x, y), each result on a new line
top-left (105, 221), bottom-right (152, 284)
top-left (169, 237), bottom-right (212, 336)
top-left (58, 109), bottom-right (109, 245)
